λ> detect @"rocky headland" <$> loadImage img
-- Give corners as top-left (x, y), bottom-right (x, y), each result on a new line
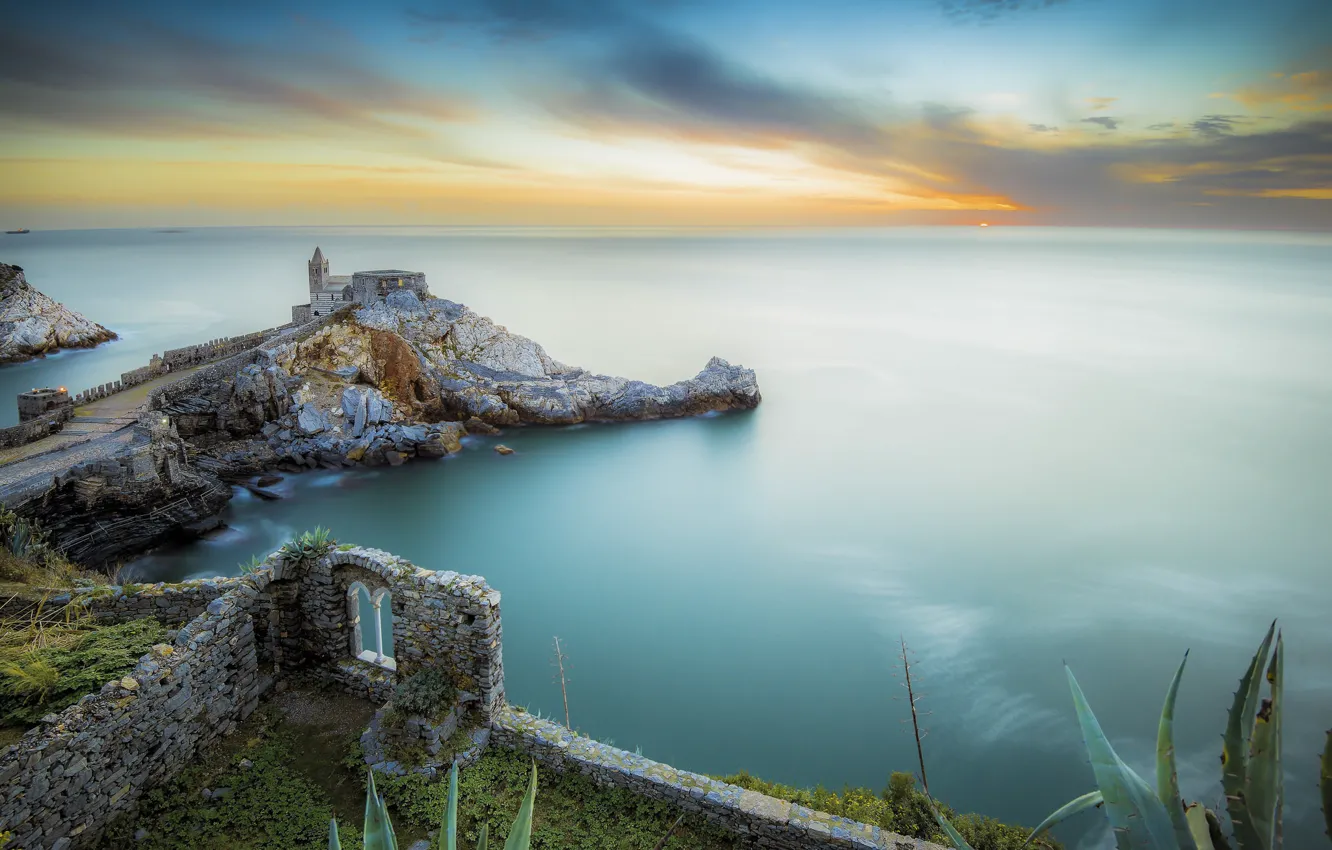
top-left (6, 291), bottom-right (758, 563)
top-left (159, 290), bottom-right (761, 473)
top-left (0, 262), bottom-right (117, 363)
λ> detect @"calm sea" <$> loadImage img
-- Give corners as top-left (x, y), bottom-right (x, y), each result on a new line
top-left (3, 226), bottom-right (1331, 848)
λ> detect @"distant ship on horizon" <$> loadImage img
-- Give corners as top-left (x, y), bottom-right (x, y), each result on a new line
top-left (5, 228), bottom-right (30, 235)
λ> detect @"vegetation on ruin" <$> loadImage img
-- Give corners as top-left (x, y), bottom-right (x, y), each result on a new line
top-left (99, 709), bottom-right (367, 850)
top-left (0, 616), bottom-right (166, 727)
top-left (389, 667), bottom-right (458, 722)
top-left (279, 526), bottom-right (337, 563)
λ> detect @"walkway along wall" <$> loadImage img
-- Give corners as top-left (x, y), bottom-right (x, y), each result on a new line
top-left (1, 324), bottom-right (305, 452)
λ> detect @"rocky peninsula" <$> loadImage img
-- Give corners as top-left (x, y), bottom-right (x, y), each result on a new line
top-left (160, 290), bottom-right (760, 473)
top-left (4, 290), bottom-right (759, 563)
top-left (0, 262), bottom-right (116, 363)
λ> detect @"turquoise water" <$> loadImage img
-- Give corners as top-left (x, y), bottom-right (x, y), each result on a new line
top-left (4, 227), bottom-right (1332, 848)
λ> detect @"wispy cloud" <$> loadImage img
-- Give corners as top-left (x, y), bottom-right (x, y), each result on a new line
top-left (1080, 116), bottom-right (1121, 131)
top-left (936, 0), bottom-right (1070, 23)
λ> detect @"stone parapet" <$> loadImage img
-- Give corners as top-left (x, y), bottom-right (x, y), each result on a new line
top-left (489, 707), bottom-right (947, 850)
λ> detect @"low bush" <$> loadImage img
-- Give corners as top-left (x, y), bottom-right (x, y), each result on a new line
top-left (718, 769), bottom-right (1058, 850)
top-left (390, 667), bottom-right (457, 720)
top-left (0, 619), bottom-right (167, 727)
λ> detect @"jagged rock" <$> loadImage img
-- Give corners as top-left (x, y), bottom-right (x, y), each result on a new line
top-left (0, 263), bottom-right (116, 362)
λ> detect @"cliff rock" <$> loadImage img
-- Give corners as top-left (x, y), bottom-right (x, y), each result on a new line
top-left (0, 263), bottom-right (116, 363)
top-left (265, 290), bottom-right (760, 428)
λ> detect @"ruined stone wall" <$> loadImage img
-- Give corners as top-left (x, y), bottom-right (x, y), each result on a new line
top-left (73, 578), bottom-right (248, 626)
top-left (489, 708), bottom-right (945, 850)
top-left (274, 547), bottom-right (504, 714)
top-left (0, 578), bottom-right (272, 850)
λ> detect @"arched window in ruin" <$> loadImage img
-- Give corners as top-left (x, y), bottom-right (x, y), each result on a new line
top-left (347, 581), bottom-right (396, 670)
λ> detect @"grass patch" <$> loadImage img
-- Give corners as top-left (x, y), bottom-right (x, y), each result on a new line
top-left (718, 770), bottom-right (1060, 850)
top-left (0, 618), bottom-right (167, 728)
top-left (375, 746), bottom-right (740, 850)
top-left (99, 706), bottom-right (366, 850)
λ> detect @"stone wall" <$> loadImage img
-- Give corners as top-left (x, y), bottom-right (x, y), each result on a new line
top-left (0, 579), bottom-right (270, 850)
top-left (489, 708), bottom-right (946, 850)
top-left (0, 407), bottom-right (72, 449)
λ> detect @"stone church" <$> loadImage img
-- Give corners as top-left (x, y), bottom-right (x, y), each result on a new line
top-left (292, 247), bottom-right (430, 323)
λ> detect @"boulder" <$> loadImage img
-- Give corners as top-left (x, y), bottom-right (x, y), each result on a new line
top-left (463, 417), bottom-right (500, 435)
top-left (296, 404), bottom-right (327, 435)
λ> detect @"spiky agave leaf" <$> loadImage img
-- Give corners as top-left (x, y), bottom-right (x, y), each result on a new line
top-left (1245, 632), bottom-right (1283, 848)
top-left (440, 761), bottom-right (458, 850)
top-left (1222, 621), bottom-right (1276, 850)
top-left (1320, 728), bottom-right (1331, 841)
top-left (476, 824), bottom-right (489, 850)
top-left (1023, 790), bottom-right (1105, 849)
top-left (1065, 666), bottom-right (1180, 849)
top-left (925, 797), bottom-right (977, 850)
top-left (364, 769), bottom-right (399, 850)
top-left (927, 799), bottom-right (980, 850)
top-left (1183, 805), bottom-right (1232, 850)
top-left (1157, 651), bottom-right (1197, 849)
top-left (329, 818), bottom-right (341, 850)
top-left (502, 761), bottom-right (538, 850)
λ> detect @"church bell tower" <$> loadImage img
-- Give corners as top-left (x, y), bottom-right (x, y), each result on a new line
top-left (309, 246), bottom-right (329, 292)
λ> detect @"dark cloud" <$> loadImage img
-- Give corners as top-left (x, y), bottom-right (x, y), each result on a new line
top-left (1080, 116), bottom-right (1120, 130)
top-left (407, 0), bottom-right (640, 40)
top-left (1028, 123), bottom-right (1057, 132)
top-left (1146, 122), bottom-right (1176, 130)
top-left (937, 0), bottom-right (1068, 23)
top-left (545, 26), bottom-right (893, 152)
top-left (1189, 114), bottom-right (1243, 139)
top-left (0, 25), bottom-right (471, 138)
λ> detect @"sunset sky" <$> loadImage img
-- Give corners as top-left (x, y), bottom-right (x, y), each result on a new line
top-left (1, 0), bottom-right (1329, 229)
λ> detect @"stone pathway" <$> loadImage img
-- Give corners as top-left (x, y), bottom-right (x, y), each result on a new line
top-left (0, 364), bottom-right (211, 505)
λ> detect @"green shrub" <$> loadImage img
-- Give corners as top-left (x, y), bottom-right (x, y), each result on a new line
top-left (391, 667), bottom-right (457, 720)
top-left (718, 770), bottom-right (1055, 850)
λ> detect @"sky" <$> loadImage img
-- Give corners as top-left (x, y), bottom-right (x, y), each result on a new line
top-left (1, 0), bottom-right (1330, 230)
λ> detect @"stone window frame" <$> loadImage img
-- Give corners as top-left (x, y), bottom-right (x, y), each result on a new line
top-left (347, 581), bottom-right (396, 671)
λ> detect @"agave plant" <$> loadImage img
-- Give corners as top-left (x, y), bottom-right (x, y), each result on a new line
top-left (1322, 729), bottom-right (1331, 840)
top-left (279, 526), bottom-right (337, 563)
top-left (328, 760), bottom-right (537, 850)
top-left (931, 621), bottom-right (1322, 850)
